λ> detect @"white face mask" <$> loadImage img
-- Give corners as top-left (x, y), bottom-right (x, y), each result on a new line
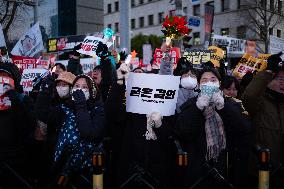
top-left (72, 88), bottom-right (90, 100)
top-left (180, 77), bottom-right (197, 90)
top-left (56, 86), bottom-right (70, 98)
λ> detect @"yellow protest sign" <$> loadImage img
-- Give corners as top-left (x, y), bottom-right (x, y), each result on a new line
top-left (233, 53), bottom-right (267, 79)
top-left (183, 50), bottom-right (211, 65)
top-left (258, 54), bottom-right (271, 61)
top-left (208, 46), bottom-right (225, 67)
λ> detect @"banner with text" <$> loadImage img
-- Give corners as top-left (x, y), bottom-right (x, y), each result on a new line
top-left (212, 34), bottom-right (246, 55)
top-left (20, 68), bottom-right (48, 92)
top-left (233, 53), bottom-right (267, 79)
top-left (126, 73), bottom-right (180, 116)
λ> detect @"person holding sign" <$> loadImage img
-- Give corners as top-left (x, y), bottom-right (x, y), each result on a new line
top-left (105, 45), bottom-right (176, 189)
top-left (242, 52), bottom-right (284, 188)
top-left (175, 62), bottom-right (252, 189)
top-left (0, 61), bottom-right (36, 188)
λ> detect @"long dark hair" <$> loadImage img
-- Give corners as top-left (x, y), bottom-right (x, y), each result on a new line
top-left (72, 75), bottom-right (99, 100)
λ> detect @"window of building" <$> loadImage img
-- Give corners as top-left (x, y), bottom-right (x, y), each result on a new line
top-left (115, 1), bottom-right (119, 12)
top-left (107, 3), bottom-right (112, 13)
top-left (221, 28), bottom-right (229, 36)
top-left (260, 25), bottom-right (266, 39)
top-left (131, 0), bottom-right (135, 7)
top-left (140, 0), bottom-right (144, 4)
top-left (221, 0), bottom-right (229, 12)
top-left (206, 1), bottom-right (214, 7)
top-left (148, 15), bottom-right (154, 26)
top-left (237, 26), bottom-right (246, 39)
top-left (278, 0), bottom-right (282, 13)
top-left (139, 17), bottom-right (144, 27)
top-left (158, 12), bottom-right (164, 24)
top-left (277, 29), bottom-right (281, 38)
top-left (115, 22), bottom-right (119, 32)
top-left (183, 7), bottom-right (188, 15)
top-left (193, 32), bottom-right (201, 45)
top-left (148, 0), bottom-right (152, 2)
top-left (237, 0), bottom-right (241, 9)
top-left (107, 24), bottom-right (111, 29)
top-left (169, 10), bottom-right (175, 17)
top-left (269, 28), bottom-right (273, 35)
top-left (193, 4), bottom-right (200, 16)
top-left (270, 0), bottom-right (275, 10)
top-left (131, 19), bottom-right (136, 29)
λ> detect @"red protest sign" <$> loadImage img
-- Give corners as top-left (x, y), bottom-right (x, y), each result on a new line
top-left (12, 55), bottom-right (49, 72)
top-left (153, 47), bottom-right (180, 69)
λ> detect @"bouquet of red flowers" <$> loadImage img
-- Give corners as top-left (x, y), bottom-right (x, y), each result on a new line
top-left (162, 15), bottom-right (191, 45)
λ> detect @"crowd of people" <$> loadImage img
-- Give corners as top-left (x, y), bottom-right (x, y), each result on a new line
top-left (0, 42), bottom-right (283, 189)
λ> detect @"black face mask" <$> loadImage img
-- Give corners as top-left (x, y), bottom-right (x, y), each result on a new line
top-left (69, 58), bottom-right (79, 64)
top-left (266, 88), bottom-right (284, 102)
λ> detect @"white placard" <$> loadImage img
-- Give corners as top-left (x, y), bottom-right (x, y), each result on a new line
top-left (212, 34), bottom-right (246, 55)
top-left (126, 73), bottom-right (180, 116)
top-left (11, 23), bottom-right (44, 57)
top-left (270, 35), bottom-right (284, 54)
top-left (20, 68), bottom-right (48, 92)
top-left (77, 36), bottom-right (113, 57)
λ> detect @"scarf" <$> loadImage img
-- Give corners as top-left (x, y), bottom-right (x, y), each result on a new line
top-left (54, 104), bottom-right (99, 172)
top-left (203, 105), bottom-right (226, 161)
top-left (176, 88), bottom-right (198, 113)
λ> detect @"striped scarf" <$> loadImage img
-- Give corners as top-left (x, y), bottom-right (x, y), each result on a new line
top-left (203, 105), bottom-right (226, 161)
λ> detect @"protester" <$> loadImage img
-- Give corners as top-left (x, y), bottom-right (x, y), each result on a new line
top-left (53, 63), bottom-right (66, 75)
top-left (221, 75), bottom-right (240, 98)
top-left (105, 43), bottom-right (175, 189)
top-left (174, 57), bottom-right (198, 113)
top-left (0, 61), bottom-right (36, 188)
top-left (67, 46), bottom-right (83, 76)
top-left (242, 52), bottom-right (284, 188)
top-left (175, 62), bottom-right (251, 189)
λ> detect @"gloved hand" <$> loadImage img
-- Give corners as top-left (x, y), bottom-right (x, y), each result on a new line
top-left (196, 95), bottom-right (210, 110)
top-left (212, 91), bottom-right (224, 110)
top-left (72, 89), bottom-right (87, 108)
top-left (117, 63), bottom-right (130, 85)
top-left (267, 53), bottom-right (283, 73)
top-left (96, 42), bottom-right (109, 59)
top-left (40, 74), bottom-right (55, 94)
top-left (149, 112), bottom-right (163, 128)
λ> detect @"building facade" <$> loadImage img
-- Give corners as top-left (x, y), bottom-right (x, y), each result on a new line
top-left (104, 0), bottom-right (284, 53)
top-left (9, 0), bottom-right (104, 40)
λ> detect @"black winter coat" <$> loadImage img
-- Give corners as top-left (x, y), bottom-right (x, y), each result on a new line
top-left (0, 91), bottom-right (36, 163)
top-left (105, 84), bottom-right (176, 189)
top-left (174, 96), bottom-right (252, 189)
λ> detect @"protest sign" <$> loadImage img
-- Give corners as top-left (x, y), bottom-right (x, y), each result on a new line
top-left (0, 76), bottom-right (15, 110)
top-left (269, 35), bottom-right (284, 54)
top-left (80, 58), bottom-right (97, 74)
top-left (20, 68), bottom-right (48, 92)
top-left (126, 73), bottom-right (180, 116)
top-left (212, 34), bottom-right (246, 55)
top-left (183, 49), bottom-right (211, 66)
top-left (77, 36), bottom-right (113, 57)
top-left (208, 46), bottom-right (225, 67)
top-left (258, 54), bottom-right (271, 61)
top-left (12, 56), bottom-right (49, 72)
top-left (152, 48), bottom-right (180, 69)
top-left (11, 23), bottom-right (44, 57)
top-left (130, 57), bottom-right (140, 70)
top-left (233, 53), bottom-right (267, 79)
top-left (143, 44), bottom-right (152, 65)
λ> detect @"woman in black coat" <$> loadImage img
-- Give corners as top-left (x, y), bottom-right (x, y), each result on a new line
top-left (175, 63), bottom-right (251, 189)
top-left (35, 73), bottom-right (104, 186)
